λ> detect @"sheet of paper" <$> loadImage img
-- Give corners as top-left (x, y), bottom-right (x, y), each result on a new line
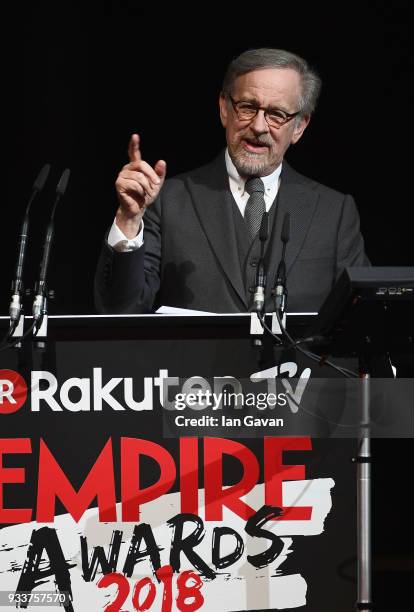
top-left (155, 305), bottom-right (216, 315)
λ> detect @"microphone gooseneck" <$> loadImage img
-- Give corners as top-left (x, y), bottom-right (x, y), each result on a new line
top-left (9, 164), bottom-right (51, 322)
top-left (33, 168), bottom-right (70, 321)
top-left (273, 212), bottom-right (290, 316)
top-left (253, 212), bottom-right (269, 314)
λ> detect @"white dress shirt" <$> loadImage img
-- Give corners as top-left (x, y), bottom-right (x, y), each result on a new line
top-left (225, 149), bottom-right (282, 217)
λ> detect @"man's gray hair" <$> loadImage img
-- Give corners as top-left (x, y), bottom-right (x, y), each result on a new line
top-left (222, 48), bottom-right (322, 116)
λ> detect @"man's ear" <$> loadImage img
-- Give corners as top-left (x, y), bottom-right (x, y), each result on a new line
top-left (291, 114), bottom-right (311, 144)
top-left (219, 92), bottom-right (228, 128)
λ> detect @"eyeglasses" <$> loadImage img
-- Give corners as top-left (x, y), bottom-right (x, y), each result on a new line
top-left (228, 94), bottom-right (300, 128)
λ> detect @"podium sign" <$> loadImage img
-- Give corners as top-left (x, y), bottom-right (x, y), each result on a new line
top-left (0, 315), bottom-right (358, 612)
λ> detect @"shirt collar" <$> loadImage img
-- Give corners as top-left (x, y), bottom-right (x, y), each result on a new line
top-left (225, 148), bottom-right (282, 195)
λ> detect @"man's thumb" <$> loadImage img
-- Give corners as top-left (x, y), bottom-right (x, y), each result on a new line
top-left (154, 159), bottom-right (167, 181)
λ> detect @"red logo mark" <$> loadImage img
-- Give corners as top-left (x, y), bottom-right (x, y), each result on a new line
top-left (0, 369), bottom-right (28, 414)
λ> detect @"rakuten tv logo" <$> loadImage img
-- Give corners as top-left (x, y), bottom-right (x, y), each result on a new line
top-left (0, 369), bottom-right (28, 414)
top-left (0, 366), bottom-right (311, 414)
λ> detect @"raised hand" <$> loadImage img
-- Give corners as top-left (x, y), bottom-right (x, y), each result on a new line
top-left (115, 134), bottom-right (167, 238)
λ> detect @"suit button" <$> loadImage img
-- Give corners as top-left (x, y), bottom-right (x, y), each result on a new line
top-left (250, 260), bottom-right (258, 267)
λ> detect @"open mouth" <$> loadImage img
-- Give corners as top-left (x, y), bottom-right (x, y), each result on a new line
top-left (242, 138), bottom-right (269, 153)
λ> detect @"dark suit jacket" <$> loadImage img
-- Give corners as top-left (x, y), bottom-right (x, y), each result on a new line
top-left (95, 152), bottom-right (368, 314)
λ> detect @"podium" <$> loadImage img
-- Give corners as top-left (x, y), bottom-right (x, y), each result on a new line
top-left (0, 312), bottom-right (407, 611)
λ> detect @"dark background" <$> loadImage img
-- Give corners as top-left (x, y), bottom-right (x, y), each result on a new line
top-left (1, 2), bottom-right (412, 609)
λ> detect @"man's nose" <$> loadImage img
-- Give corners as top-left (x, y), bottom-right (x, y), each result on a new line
top-left (249, 110), bottom-right (269, 134)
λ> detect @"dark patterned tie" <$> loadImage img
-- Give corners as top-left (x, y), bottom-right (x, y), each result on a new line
top-left (244, 177), bottom-right (266, 239)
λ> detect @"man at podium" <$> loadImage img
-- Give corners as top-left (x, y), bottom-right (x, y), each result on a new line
top-left (95, 47), bottom-right (368, 314)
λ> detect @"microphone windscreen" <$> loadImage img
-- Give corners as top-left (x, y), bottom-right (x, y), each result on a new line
top-left (259, 212), bottom-right (269, 241)
top-left (56, 168), bottom-right (71, 197)
top-left (33, 163), bottom-right (51, 192)
top-left (281, 213), bottom-right (290, 243)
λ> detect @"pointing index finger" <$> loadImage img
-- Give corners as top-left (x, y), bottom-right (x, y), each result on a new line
top-left (128, 133), bottom-right (141, 163)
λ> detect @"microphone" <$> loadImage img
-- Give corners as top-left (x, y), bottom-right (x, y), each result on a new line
top-left (273, 212), bottom-right (290, 315)
top-left (253, 212), bottom-right (269, 313)
top-left (32, 168), bottom-right (70, 321)
top-left (9, 164), bottom-right (51, 323)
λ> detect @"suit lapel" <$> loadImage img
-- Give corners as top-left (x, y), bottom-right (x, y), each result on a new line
top-left (186, 153), bottom-right (248, 308)
top-left (266, 162), bottom-right (319, 289)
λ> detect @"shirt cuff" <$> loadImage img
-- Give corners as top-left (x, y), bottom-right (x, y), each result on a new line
top-left (107, 218), bottom-right (144, 252)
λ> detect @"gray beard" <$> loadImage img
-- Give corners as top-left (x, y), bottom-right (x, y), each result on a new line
top-left (231, 151), bottom-right (272, 177)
